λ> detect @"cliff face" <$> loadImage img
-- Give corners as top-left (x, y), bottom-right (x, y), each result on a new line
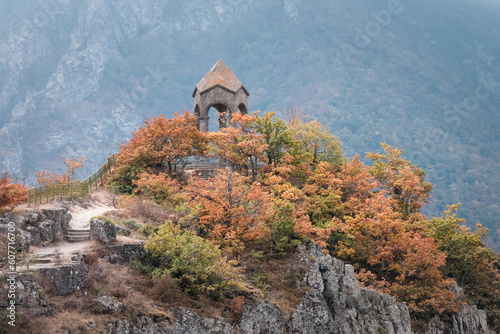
top-left (1, 242), bottom-right (490, 333)
top-left (105, 243), bottom-right (489, 334)
top-left (102, 242), bottom-right (415, 334)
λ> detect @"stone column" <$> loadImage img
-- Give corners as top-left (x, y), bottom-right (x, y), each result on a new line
top-left (199, 116), bottom-right (209, 133)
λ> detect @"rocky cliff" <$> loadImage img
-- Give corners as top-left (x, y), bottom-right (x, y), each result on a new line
top-left (3, 242), bottom-right (489, 333)
top-left (105, 243), bottom-right (491, 334)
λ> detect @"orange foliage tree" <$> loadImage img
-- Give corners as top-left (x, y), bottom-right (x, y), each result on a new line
top-left (0, 173), bottom-right (28, 214)
top-left (109, 112), bottom-right (208, 193)
top-left (36, 156), bottom-right (86, 185)
top-left (367, 143), bottom-right (432, 220)
top-left (133, 172), bottom-right (186, 209)
top-left (328, 156), bottom-right (460, 316)
top-left (188, 168), bottom-right (270, 250)
top-left (209, 112), bottom-right (267, 182)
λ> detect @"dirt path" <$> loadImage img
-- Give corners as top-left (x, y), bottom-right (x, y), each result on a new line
top-left (29, 197), bottom-right (118, 266)
top-left (69, 202), bottom-right (115, 229)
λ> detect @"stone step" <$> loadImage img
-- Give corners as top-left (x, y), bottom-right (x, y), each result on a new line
top-left (65, 229), bottom-right (90, 242)
top-left (37, 258), bottom-right (52, 264)
top-left (68, 231), bottom-right (90, 236)
top-left (66, 235), bottom-right (90, 242)
top-left (68, 228), bottom-right (90, 233)
top-left (33, 254), bottom-right (53, 264)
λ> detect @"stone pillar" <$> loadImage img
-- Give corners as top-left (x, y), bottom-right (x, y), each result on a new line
top-left (198, 116), bottom-right (209, 133)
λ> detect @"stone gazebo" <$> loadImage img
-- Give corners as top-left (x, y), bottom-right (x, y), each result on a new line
top-left (193, 59), bottom-right (249, 133)
top-left (187, 60), bottom-right (250, 174)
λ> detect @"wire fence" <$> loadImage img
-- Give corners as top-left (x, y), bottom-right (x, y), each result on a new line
top-left (27, 156), bottom-right (115, 206)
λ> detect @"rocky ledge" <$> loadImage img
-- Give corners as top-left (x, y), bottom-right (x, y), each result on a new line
top-left (1, 243), bottom-right (491, 333)
top-left (105, 243), bottom-right (491, 334)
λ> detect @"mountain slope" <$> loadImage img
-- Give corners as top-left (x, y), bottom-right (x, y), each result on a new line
top-left (0, 0), bottom-right (499, 245)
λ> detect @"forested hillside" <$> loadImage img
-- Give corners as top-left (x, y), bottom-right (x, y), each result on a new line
top-left (0, 0), bottom-right (499, 245)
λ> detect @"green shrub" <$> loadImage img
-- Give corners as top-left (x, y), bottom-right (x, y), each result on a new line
top-left (144, 222), bottom-right (246, 299)
top-left (123, 219), bottom-right (142, 230)
top-left (270, 200), bottom-right (302, 256)
top-left (138, 223), bottom-right (159, 236)
top-left (130, 260), bottom-right (154, 276)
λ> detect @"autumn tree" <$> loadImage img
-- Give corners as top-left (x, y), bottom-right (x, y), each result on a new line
top-left (329, 156), bottom-right (460, 317)
top-left (36, 156), bottom-right (86, 186)
top-left (109, 112), bottom-right (208, 193)
top-left (427, 204), bottom-right (500, 319)
top-left (189, 168), bottom-right (271, 250)
top-left (209, 112), bottom-right (267, 182)
top-left (289, 118), bottom-right (343, 165)
top-left (367, 143), bottom-right (432, 220)
top-left (133, 172), bottom-right (187, 210)
top-left (259, 162), bottom-right (333, 252)
top-left (252, 111), bottom-right (294, 166)
top-left (0, 173), bottom-right (28, 214)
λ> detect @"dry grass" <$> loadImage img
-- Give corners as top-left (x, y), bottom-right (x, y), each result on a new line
top-left (17, 228), bottom-right (313, 332)
top-left (121, 196), bottom-right (173, 224)
top-left (19, 249), bottom-right (176, 333)
top-left (240, 245), bottom-right (311, 321)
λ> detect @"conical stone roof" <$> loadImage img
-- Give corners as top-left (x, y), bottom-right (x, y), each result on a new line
top-left (193, 60), bottom-right (249, 97)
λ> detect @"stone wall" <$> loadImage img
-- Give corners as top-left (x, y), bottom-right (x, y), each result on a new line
top-left (0, 207), bottom-right (72, 250)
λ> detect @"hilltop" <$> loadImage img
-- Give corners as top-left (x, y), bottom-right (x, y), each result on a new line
top-left (0, 0), bottom-right (499, 247)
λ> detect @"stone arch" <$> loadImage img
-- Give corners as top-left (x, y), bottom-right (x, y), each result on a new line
top-left (206, 103), bottom-right (232, 132)
top-left (237, 103), bottom-right (248, 115)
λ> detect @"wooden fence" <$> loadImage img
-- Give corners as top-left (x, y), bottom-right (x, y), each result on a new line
top-left (27, 156), bottom-right (115, 206)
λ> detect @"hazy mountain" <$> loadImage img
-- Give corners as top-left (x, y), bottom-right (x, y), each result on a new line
top-left (0, 0), bottom-right (499, 245)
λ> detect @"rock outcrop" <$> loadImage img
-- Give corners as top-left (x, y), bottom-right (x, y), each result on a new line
top-left (288, 243), bottom-right (413, 334)
top-left (0, 272), bottom-right (53, 317)
top-left (89, 218), bottom-right (116, 244)
top-left (92, 295), bottom-right (124, 314)
top-left (38, 262), bottom-right (88, 296)
top-left (0, 207), bottom-right (71, 248)
top-left (105, 242), bottom-right (146, 264)
top-left (102, 242), bottom-right (491, 334)
top-left (424, 306), bottom-right (490, 334)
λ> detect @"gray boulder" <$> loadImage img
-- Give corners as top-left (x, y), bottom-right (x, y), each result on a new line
top-left (27, 226), bottom-right (41, 246)
top-left (42, 208), bottom-right (71, 229)
top-left (26, 210), bottom-right (43, 226)
top-left (106, 243), bottom-right (146, 264)
top-left (239, 302), bottom-right (286, 334)
top-left (115, 224), bottom-right (131, 236)
top-left (90, 219), bottom-right (116, 244)
top-left (38, 262), bottom-right (88, 296)
top-left (53, 220), bottom-right (64, 243)
top-left (0, 225), bottom-right (30, 252)
top-left (3, 213), bottom-right (27, 230)
top-left (92, 295), bottom-right (123, 314)
top-left (37, 220), bottom-right (55, 244)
